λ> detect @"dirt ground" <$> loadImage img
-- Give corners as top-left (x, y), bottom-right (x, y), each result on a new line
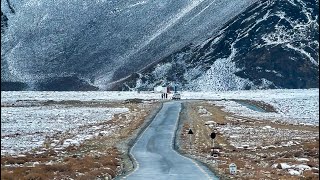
top-left (176, 100), bottom-right (319, 180)
top-left (1, 99), bottom-right (162, 180)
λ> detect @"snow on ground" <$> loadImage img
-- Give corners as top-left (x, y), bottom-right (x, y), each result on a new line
top-left (181, 88), bottom-right (318, 101)
top-left (210, 89), bottom-right (318, 125)
top-left (1, 91), bottom-right (161, 102)
top-left (212, 97), bottom-right (318, 125)
top-left (1, 105), bottom-right (128, 155)
top-left (1, 88), bottom-right (318, 102)
top-left (218, 123), bottom-right (317, 149)
top-left (1, 88), bottom-right (318, 155)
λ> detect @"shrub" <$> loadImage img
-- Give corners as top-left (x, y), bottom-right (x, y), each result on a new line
top-left (25, 173), bottom-right (48, 180)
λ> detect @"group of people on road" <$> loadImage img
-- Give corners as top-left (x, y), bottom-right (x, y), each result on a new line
top-left (161, 93), bottom-right (168, 99)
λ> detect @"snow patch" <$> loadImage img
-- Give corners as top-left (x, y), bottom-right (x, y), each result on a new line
top-left (295, 158), bottom-right (309, 162)
top-left (288, 169), bottom-right (301, 176)
top-left (187, 43), bottom-right (253, 91)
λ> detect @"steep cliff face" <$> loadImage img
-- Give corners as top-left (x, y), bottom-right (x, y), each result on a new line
top-left (1, 0), bottom-right (256, 90)
top-left (116, 0), bottom-right (319, 91)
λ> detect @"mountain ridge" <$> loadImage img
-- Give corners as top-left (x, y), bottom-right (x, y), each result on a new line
top-left (114, 0), bottom-right (319, 91)
top-left (1, 0), bottom-right (318, 91)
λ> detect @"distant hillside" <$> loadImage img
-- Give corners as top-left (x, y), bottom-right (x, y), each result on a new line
top-left (115, 0), bottom-right (319, 91)
top-left (1, 0), bottom-right (256, 90)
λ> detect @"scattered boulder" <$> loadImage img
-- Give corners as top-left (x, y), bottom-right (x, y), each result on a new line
top-left (288, 169), bottom-right (301, 176)
top-left (295, 164), bottom-right (311, 171)
top-left (279, 163), bottom-right (292, 169)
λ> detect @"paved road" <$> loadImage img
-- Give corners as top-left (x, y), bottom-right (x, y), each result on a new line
top-left (123, 101), bottom-right (218, 180)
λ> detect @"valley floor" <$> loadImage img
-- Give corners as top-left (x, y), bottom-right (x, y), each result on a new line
top-left (1, 89), bottom-right (318, 179)
top-left (176, 100), bottom-right (319, 180)
top-left (1, 99), bottom-right (162, 180)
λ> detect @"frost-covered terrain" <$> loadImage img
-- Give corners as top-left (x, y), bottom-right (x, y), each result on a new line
top-left (1, 91), bottom-right (161, 103)
top-left (182, 100), bottom-right (319, 179)
top-left (1, 88), bottom-right (318, 155)
top-left (1, 103), bottom-right (128, 155)
top-left (1, 0), bottom-right (256, 90)
top-left (218, 122), bottom-right (317, 149)
top-left (190, 89), bottom-right (319, 125)
top-left (2, 88), bottom-right (318, 102)
top-left (213, 98), bottom-right (318, 125)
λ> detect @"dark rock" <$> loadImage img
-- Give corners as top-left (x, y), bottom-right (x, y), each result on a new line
top-left (35, 76), bottom-right (99, 91)
top-left (1, 81), bottom-right (28, 91)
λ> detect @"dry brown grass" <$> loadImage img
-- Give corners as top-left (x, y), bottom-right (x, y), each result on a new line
top-left (1, 101), bottom-right (160, 180)
top-left (1, 147), bottom-right (121, 179)
top-left (178, 101), bottom-right (319, 180)
top-left (1, 166), bottom-right (55, 180)
top-left (1, 152), bottom-right (56, 166)
top-left (24, 172), bottom-right (51, 180)
top-left (303, 141), bottom-right (319, 149)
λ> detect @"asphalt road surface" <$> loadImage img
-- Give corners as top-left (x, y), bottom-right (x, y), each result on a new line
top-left (124, 101), bottom-right (219, 180)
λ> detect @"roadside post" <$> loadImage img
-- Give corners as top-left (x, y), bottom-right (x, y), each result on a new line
top-left (210, 132), bottom-right (216, 148)
top-left (188, 129), bottom-right (194, 150)
top-left (229, 163), bottom-right (237, 175)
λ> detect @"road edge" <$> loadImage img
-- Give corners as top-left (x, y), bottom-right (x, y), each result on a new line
top-left (115, 101), bottom-right (164, 179)
top-left (173, 101), bottom-right (222, 180)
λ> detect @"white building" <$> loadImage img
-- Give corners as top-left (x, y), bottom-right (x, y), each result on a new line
top-left (154, 86), bottom-right (169, 93)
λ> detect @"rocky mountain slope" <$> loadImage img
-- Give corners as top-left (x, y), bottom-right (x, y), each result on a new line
top-left (1, 0), bottom-right (256, 90)
top-left (115, 0), bottom-right (319, 91)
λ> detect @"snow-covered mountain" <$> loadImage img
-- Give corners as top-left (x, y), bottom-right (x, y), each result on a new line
top-left (1, 0), bottom-right (256, 90)
top-left (1, 0), bottom-right (318, 91)
top-left (115, 0), bottom-right (319, 91)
